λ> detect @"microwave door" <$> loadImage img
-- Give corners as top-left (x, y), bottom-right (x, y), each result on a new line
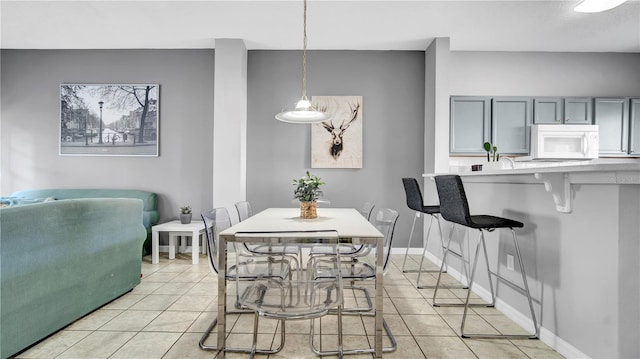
top-left (540, 134), bottom-right (586, 159)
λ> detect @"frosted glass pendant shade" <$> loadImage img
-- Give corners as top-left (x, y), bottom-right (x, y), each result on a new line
top-left (574, 0), bottom-right (627, 12)
top-left (275, 97), bottom-right (332, 124)
top-left (275, 0), bottom-right (332, 124)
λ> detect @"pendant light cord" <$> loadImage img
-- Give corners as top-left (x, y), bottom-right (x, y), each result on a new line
top-left (301, 0), bottom-right (308, 100)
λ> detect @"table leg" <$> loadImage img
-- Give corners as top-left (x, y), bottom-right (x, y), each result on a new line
top-left (179, 236), bottom-right (187, 253)
top-left (375, 237), bottom-right (383, 358)
top-left (201, 233), bottom-right (207, 254)
top-left (217, 235), bottom-right (227, 358)
top-left (191, 230), bottom-right (200, 265)
top-left (152, 229), bottom-right (160, 264)
top-left (169, 234), bottom-right (177, 259)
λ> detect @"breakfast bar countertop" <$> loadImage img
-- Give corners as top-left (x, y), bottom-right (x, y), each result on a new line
top-left (424, 159), bottom-right (640, 213)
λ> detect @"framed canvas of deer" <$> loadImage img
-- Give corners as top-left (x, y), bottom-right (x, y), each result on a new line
top-left (311, 96), bottom-right (363, 168)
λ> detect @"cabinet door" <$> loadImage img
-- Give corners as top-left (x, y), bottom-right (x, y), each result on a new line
top-left (629, 99), bottom-right (640, 155)
top-left (594, 98), bottom-right (629, 155)
top-left (534, 97), bottom-right (562, 124)
top-left (492, 97), bottom-right (532, 154)
top-left (563, 97), bottom-right (592, 124)
top-left (450, 97), bottom-right (491, 154)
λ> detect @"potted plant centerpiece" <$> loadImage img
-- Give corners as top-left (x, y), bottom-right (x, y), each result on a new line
top-left (179, 206), bottom-right (192, 224)
top-left (293, 171), bottom-right (324, 219)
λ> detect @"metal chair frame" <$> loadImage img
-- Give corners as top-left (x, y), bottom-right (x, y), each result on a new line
top-left (235, 200), bottom-right (302, 274)
top-left (309, 208), bottom-right (400, 355)
top-left (198, 208), bottom-right (293, 355)
top-left (235, 231), bottom-right (345, 358)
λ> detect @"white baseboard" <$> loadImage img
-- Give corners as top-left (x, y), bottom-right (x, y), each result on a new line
top-left (397, 247), bottom-right (590, 359)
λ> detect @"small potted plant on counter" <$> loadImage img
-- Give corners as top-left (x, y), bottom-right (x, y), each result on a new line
top-left (179, 206), bottom-right (192, 224)
top-left (293, 171), bottom-right (324, 219)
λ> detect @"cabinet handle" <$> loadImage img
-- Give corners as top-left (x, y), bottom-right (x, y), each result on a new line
top-left (566, 118), bottom-right (570, 122)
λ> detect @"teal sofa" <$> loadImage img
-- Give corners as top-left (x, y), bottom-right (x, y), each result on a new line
top-left (0, 198), bottom-right (147, 359)
top-left (10, 189), bottom-right (159, 254)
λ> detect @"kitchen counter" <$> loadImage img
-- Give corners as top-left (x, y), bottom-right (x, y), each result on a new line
top-left (425, 160), bottom-right (640, 213)
top-left (421, 159), bottom-right (640, 358)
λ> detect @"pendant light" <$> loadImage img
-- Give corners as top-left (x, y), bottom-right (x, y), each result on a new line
top-left (574, 0), bottom-right (627, 12)
top-left (275, 0), bottom-right (332, 124)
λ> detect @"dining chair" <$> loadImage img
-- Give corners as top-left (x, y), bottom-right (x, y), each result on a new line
top-left (309, 208), bottom-right (400, 355)
top-left (235, 200), bottom-right (252, 222)
top-left (235, 200), bottom-right (302, 272)
top-left (307, 202), bottom-right (376, 259)
top-left (198, 207), bottom-right (292, 354)
top-left (360, 202), bottom-right (375, 221)
top-left (234, 231), bottom-right (345, 358)
top-left (433, 175), bottom-right (539, 339)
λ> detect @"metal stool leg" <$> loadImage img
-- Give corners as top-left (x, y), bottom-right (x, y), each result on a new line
top-left (461, 229), bottom-right (538, 339)
top-left (432, 225), bottom-right (473, 305)
top-left (401, 211), bottom-right (420, 272)
top-left (460, 231), bottom-right (494, 336)
top-left (512, 229), bottom-right (540, 338)
top-left (417, 216), bottom-right (452, 288)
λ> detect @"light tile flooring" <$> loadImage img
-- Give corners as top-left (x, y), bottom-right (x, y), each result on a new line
top-left (16, 254), bottom-right (564, 359)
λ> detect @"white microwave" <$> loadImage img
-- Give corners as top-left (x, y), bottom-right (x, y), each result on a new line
top-left (528, 124), bottom-right (599, 160)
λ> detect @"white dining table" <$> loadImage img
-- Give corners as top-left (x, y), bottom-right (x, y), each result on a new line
top-left (217, 207), bottom-right (385, 358)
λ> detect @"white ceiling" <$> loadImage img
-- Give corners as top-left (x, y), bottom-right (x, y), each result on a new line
top-left (1, 0), bottom-right (639, 52)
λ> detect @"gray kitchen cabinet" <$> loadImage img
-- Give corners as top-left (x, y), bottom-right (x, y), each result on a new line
top-left (594, 97), bottom-right (629, 155)
top-left (534, 97), bottom-right (562, 124)
top-left (450, 97), bottom-right (491, 154)
top-left (629, 98), bottom-right (640, 155)
top-left (563, 97), bottom-right (592, 124)
top-left (492, 97), bottom-right (532, 154)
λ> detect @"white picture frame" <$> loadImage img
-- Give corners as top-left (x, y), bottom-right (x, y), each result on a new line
top-left (59, 84), bottom-right (159, 156)
top-left (311, 96), bottom-right (363, 168)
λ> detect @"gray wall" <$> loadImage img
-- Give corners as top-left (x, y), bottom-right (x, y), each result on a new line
top-left (450, 51), bottom-right (640, 96)
top-left (247, 50), bottom-right (425, 247)
top-left (0, 50), bottom-right (215, 221)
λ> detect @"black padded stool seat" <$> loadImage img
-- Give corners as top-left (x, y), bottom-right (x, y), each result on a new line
top-left (466, 215), bottom-right (523, 229)
top-left (433, 175), bottom-right (538, 339)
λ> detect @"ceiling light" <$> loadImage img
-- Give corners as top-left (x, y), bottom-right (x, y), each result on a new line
top-left (275, 0), bottom-right (332, 124)
top-left (574, 0), bottom-right (627, 13)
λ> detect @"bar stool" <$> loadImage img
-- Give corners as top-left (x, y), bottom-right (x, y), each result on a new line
top-left (402, 177), bottom-right (462, 289)
top-left (433, 175), bottom-right (539, 339)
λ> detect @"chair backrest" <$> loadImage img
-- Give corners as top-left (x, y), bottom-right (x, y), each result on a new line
top-left (201, 209), bottom-right (219, 274)
top-left (402, 178), bottom-right (424, 212)
top-left (201, 207), bottom-right (234, 275)
top-left (434, 175), bottom-right (472, 227)
top-left (235, 201), bottom-right (252, 222)
top-left (373, 208), bottom-right (399, 271)
top-left (360, 202), bottom-right (375, 221)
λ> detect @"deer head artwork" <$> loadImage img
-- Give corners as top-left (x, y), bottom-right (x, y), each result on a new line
top-left (320, 102), bottom-right (361, 160)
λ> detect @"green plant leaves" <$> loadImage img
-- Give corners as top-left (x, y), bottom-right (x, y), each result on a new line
top-left (292, 171), bottom-right (325, 202)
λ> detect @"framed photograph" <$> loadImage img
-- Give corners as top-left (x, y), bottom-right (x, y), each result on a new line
top-left (59, 84), bottom-right (159, 156)
top-left (311, 96), bottom-right (363, 168)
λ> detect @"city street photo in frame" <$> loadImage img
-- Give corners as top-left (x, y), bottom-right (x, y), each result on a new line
top-left (60, 84), bottom-right (159, 156)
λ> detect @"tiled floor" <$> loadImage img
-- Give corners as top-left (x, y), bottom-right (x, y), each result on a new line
top-left (16, 254), bottom-right (564, 359)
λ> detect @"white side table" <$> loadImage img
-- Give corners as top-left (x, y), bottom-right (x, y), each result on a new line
top-left (151, 220), bottom-right (206, 265)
